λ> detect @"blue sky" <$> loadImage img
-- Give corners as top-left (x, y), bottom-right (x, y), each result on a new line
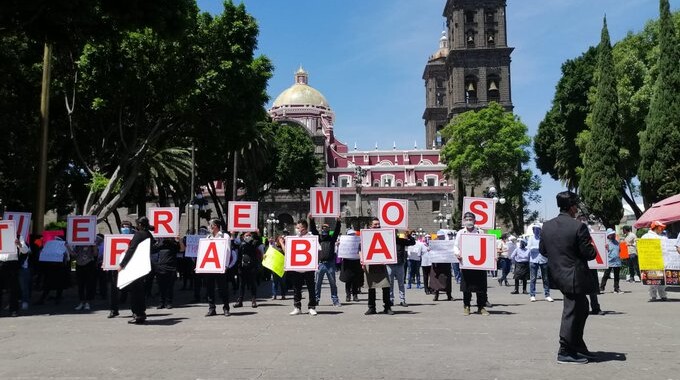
top-left (196, 0), bottom-right (678, 219)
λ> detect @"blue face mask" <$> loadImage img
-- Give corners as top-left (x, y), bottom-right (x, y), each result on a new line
top-left (321, 230), bottom-right (329, 236)
top-left (121, 227), bottom-right (131, 234)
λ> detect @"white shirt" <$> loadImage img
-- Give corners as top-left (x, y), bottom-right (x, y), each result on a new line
top-left (407, 241), bottom-right (426, 261)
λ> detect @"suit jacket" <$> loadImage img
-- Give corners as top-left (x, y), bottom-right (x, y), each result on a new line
top-left (540, 212), bottom-right (597, 294)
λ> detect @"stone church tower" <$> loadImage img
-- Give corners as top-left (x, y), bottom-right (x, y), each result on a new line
top-left (424, 0), bottom-right (514, 149)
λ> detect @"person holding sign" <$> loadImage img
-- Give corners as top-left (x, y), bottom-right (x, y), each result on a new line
top-left (363, 218), bottom-right (394, 315)
top-left (234, 231), bottom-right (260, 309)
top-left (68, 242), bottom-right (99, 311)
top-left (203, 220), bottom-right (232, 316)
top-left (339, 229), bottom-right (363, 302)
top-left (0, 233), bottom-right (27, 317)
top-left (117, 217), bottom-right (155, 325)
top-left (311, 218), bottom-right (342, 307)
top-left (454, 212), bottom-right (489, 316)
top-left (641, 221), bottom-right (668, 301)
top-left (599, 229), bottom-right (622, 294)
top-left (431, 230), bottom-right (454, 302)
top-left (540, 191), bottom-right (598, 364)
top-left (288, 219), bottom-right (318, 316)
top-left (387, 229), bottom-right (415, 307)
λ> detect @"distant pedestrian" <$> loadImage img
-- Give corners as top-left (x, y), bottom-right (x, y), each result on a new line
top-left (622, 226), bottom-right (640, 282)
top-left (510, 238), bottom-right (529, 295)
top-left (599, 229), bottom-right (622, 293)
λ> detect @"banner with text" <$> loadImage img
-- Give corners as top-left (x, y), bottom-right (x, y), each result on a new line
top-left (462, 197), bottom-right (495, 230)
top-left (228, 202), bottom-right (258, 232)
top-left (587, 232), bottom-right (608, 270)
top-left (195, 238), bottom-right (230, 274)
top-left (378, 199), bottom-right (409, 230)
top-left (337, 235), bottom-right (361, 260)
top-left (360, 228), bottom-right (397, 265)
top-left (459, 233), bottom-right (497, 271)
top-left (309, 187), bottom-right (341, 218)
top-left (66, 215), bottom-right (97, 246)
top-left (428, 240), bottom-right (456, 263)
top-left (284, 236), bottom-right (319, 272)
top-left (103, 235), bottom-right (133, 270)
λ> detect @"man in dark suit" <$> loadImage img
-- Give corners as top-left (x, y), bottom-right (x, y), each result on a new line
top-left (539, 191), bottom-right (598, 364)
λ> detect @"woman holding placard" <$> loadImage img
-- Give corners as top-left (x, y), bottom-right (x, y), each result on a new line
top-left (118, 216), bottom-right (155, 325)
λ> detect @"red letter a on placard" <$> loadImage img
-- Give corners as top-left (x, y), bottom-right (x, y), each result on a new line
top-left (469, 237), bottom-right (487, 265)
top-left (200, 242), bottom-right (221, 269)
top-left (365, 233), bottom-right (392, 261)
top-left (591, 239), bottom-right (604, 264)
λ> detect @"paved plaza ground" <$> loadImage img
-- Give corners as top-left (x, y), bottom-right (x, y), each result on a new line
top-left (1, 275), bottom-right (678, 379)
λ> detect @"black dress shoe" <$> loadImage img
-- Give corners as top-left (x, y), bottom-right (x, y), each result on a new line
top-left (510, 290), bottom-right (519, 294)
top-left (166, 305), bottom-right (173, 310)
top-left (346, 295), bottom-right (351, 302)
top-left (205, 309), bottom-right (217, 317)
top-left (10, 311), bottom-right (19, 317)
top-left (433, 294), bottom-right (439, 301)
top-left (400, 302), bottom-right (408, 307)
top-left (157, 304), bottom-right (166, 310)
top-left (590, 309), bottom-right (605, 316)
top-left (352, 295), bottom-right (359, 302)
top-left (384, 308), bottom-right (395, 315)
top-left (365, 308), bottom-right (377, 315)
top-left (446, 296), bottom-right (453, 301)
top-left (557, 353), bottom-right (588, 364)
top-left (107, 311), bottom-right (119, 318)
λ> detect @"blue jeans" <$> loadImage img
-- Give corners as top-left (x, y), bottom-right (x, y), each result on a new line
top-left (315, 261), bottom-right (339, 303)
top-left (529, 262), bottom-right (550, 297)
top-left (498, 258), bottom-right (511, 283)
top-left (19, 267), bottom-right (32, 304)
top-left (452, 262), bottom-right (461, 284)
top-left (387, 264), bottom-right (406, 303)
top-left (271, 273), bottom-right (286, 297)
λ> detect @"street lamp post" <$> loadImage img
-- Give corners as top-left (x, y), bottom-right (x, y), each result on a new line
top-left (265, 213), bottom-right (279, 238)
top-left (434, 212), bottom-right (446, 229)
top-left (484, 186), bottom-right (506, 229)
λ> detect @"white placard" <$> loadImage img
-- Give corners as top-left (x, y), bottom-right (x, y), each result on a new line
top-left (378, 198), bottom-right (409, 230)
top-left (663, 239), bottom-right (680, 270)
top-left (428, 240), bottom-right (456, 263)
top-left (184, 235), bottom-right (203, 258)
top-left (462, 197), bottom-right (496, 230)
top-left (310, 187), bottom-right (341, 218)
top-left (360, 228), bottom-right (397, 265)
top-left (337, 235), bottom-right (361, 259)
top-left (4, 212), bottom-right (31, 243)
top-left (0, 220), bottom-right (17, 257)
top-left (588, 232), bottom-right (608, 270)
top-left (148, 207), bottom-right (180, 237)
top-left (39, 239), bottom-right (67, 263)
top-left (102, 235), bottom-right (133, 270)
top-left (459, 234), bottom-right (497, 271)
top-left (66, 215), bottom-right (97, 246)
top-left (195, 238), bottom-right (230, 274)
top-left (228, 201), bottom-right (258, 232)
top-left (117, 238), bottom-right (152, 289)
top-left (284, 236), bottom-right (319, 272)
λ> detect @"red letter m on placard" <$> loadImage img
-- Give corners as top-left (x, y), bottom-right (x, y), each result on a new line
top-left (316, 191), bottom-right (334, 215)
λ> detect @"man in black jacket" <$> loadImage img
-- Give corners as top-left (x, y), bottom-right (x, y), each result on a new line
top-left (540, 191), bottom-right (598, 364)
top-left (311, 218), bottom-right (341, 307)
top-left (118, 216), bottom-right (155, 325)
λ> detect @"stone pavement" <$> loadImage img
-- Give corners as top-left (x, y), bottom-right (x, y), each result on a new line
top-left (1, 276), bottom-right (678, 379)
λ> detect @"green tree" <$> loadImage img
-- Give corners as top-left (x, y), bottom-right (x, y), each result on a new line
top-left (534, 47), bottom-right (597, 191)
top-left (441, 102), bottom-right (540, 234)
top-left (639, 0), bottom-right (680, 205)
top-left (273, 123), bottom-right (322, 194)
top-left (580, 17), bottom-right (624, 228)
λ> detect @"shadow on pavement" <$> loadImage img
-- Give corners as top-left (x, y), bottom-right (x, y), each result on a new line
top-left (487, 310), bottom-right (515, 315)
top-left (589, 351), bottom-right (627, 363)
top-left (142, 317), bottom-right (188, 326)
top-left (229, 311), bottom-right (257, 316)
top-left (315, 311), bottom-right (343, 315)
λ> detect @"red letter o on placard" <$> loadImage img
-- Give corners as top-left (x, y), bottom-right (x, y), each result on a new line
top-left (381, 201), bottom-right (404, 226)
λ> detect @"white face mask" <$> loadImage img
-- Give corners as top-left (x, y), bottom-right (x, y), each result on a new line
top-left (464, 220), bottom-right (474, 229)
top-left (295, 228), bottom-right (301, 235)
top-left (244, 236), bottom-right (253, 243)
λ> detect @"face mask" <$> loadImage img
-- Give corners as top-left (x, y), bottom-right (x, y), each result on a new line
top-left (244, 236), bottom-right (253, 243)
top-left (295, 228), bottom-right (301, 235)
top-left (464, 221), bottom-right (474, 229)
top-left (321, 230), bottom-right (329, 236)
top-left (121, 227), bottom-right (131, 234)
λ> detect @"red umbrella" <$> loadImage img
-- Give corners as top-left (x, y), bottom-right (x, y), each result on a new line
top-left (633, 193), bottom-right (680, 228)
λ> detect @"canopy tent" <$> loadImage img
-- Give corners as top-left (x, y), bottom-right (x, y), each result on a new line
top-left (633, 194), bottom-right (680, 228)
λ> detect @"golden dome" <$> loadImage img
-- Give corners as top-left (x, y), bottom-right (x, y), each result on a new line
top-left (272, 67), bottom-right (330, 108)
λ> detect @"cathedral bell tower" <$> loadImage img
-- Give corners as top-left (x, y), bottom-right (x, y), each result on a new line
top-left (444, 0), bottom-right (513, 119)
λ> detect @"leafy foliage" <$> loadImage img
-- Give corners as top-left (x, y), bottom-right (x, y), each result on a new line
top-left (580, 18), bottom-right (624, 228)
top-left (440, 102), bottom-right (540, 234)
